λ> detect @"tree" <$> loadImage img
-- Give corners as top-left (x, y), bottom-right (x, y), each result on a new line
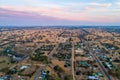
top-left (54, 65), bottom-right (64, 73)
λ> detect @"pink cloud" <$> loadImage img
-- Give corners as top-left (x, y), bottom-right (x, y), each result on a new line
top-left (0, 5), bottom-right (89, 21)
top-left (0, 6), bottom-right (120, 25)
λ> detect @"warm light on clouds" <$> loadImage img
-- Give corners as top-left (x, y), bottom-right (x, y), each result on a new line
top-left (0, 0), bottom-right (120, 25)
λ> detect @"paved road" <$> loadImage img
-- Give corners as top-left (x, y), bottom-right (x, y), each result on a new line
top-left (71, 42), bottom-right (75, 80)
top-left (90, 52), bottom-right (112, 80)
top-left (83, 40), bottom-right (111, 80)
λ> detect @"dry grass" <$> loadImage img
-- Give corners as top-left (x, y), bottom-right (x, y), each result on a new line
top-left (51, 59), bottom-right (70, 73)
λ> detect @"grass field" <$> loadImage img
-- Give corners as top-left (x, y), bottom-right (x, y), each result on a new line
top-left (0, 56), bottom-right (12, 69)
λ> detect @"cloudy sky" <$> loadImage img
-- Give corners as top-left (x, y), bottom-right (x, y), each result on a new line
top-left (0, 0), bottom-right (120, 26)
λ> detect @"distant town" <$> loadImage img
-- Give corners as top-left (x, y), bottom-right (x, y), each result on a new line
top-left (0, 26), bottom-right (120, 80)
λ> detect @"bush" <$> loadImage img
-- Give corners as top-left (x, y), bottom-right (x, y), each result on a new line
top-left (64, 75), bottom-right (73, 80)
top-left (54, 65), bottom-right (64, 73)
top-left (31, 55), bottom-right (48, 63)
top-left (0, 67), bottom-right (9, 73)
top-left (108, 68), bottom-right (120, 79)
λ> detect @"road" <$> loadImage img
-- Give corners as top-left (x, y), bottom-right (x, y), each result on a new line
top-left (48, 43), bottom-right (59, 59)
top-left (90, 52), bottom-right (112, 80)
top-left (34, 65), bottom-right (45, 80)
top-left (9, 55), bottom-right (30, 70)
top-left (71, 42), bottom-right (75, 80)
top-left (83, 40), bottom-right (112, 80)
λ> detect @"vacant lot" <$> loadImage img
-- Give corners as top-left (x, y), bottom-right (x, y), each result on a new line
top-left (0, 56), bottom-right (12, 69)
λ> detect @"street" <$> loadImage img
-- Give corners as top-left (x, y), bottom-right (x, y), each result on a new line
top-left (71, 42), bottom-right (75, 80)
top-left (34, 65), bottom-right (45, 80)
top-left (90, 52), bottom-right (112, 80)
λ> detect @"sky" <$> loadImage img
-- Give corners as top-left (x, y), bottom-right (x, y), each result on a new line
top-left (0, 0), bottom-right (120, 26)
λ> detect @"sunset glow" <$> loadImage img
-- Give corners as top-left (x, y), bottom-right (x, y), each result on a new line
top-left (0, 0), bottom-right (120, 25)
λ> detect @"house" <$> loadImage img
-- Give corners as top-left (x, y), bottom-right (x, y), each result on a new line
top-left (12, 54), bottom-right (25, 61)
top-left (0, 75), bottom-right (12, 80)
top-left (105, 62), bottom-right (112, 70)
top-left (20, 65), bottom-right (29, 70)
top-left (95, 72), bottom-right (103, 77)
top-left (88, 76), bottom-right (99, 80)
top-left (80, 61), bottom-right (90, 68)
top-left (40, 70), bottom-right (49, 80)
